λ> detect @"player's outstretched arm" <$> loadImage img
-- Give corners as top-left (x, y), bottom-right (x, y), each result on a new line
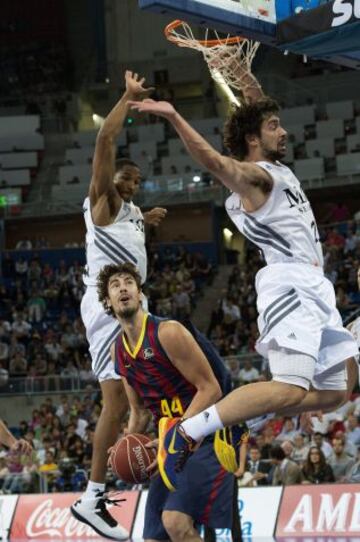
top-left (128, 99), bottom-right (269, 198)
top-left (89, 71), bottom-right (153, 205)
top-left (158, 321), bottom-right (222, 418)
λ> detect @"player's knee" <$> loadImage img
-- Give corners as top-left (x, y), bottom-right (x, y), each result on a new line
top-left (100, 381), bottom-right (128, 422)
top-left (162, 511), bottom-right (194, 541)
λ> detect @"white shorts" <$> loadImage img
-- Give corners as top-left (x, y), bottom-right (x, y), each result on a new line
top-left (81, 287), bottom-right (121, 382)
top-left (255, 263), bottom-right (358, 389)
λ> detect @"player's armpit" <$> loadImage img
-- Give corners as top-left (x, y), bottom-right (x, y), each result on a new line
top-left (215, 158), bottom-right (273, 198)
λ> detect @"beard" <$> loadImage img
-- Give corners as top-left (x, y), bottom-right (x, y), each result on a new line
top-left (261, 141), bottom-right (286, 162)
top-left (116, 303), bottom-right (140, 320)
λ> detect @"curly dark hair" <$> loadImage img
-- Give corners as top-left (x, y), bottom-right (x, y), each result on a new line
top-left (223, 97), bottom-right (280, 160)
top-left (97, 262), bottom-right (142, 317)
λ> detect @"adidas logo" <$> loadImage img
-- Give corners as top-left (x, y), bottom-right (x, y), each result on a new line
top-left (287, 332), bottom-right (297, 340)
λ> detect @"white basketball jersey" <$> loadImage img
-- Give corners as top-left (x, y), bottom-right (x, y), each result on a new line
top-left (83, 197), bottom-right (147, 287)
top-left (225, 161), bottom-right (323, 267)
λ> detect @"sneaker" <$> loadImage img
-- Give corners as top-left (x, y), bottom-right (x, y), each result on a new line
top-left (70, 493), bottom-right (129, 541)
top-left (157, 417), bottom-right (197, 492)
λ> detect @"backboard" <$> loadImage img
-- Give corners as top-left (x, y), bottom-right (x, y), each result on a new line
top-left (138, 0), bottom-right (360, 69)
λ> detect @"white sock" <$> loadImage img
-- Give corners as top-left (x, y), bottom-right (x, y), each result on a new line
top-left (180, 405), bottom-right (223, 441)
top-left (82, 481), bottom-right (105, 503)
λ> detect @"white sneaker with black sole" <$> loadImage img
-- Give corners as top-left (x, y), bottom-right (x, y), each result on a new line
top-left (70, 493), bottom-right (129, 541)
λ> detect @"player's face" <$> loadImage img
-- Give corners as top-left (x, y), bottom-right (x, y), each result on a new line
top-left (258, 114), bottom-right (287, 162)
top-left (113, 165), bottom-right (141, 202)
top-left (107, 272), bottom-right (142, 319)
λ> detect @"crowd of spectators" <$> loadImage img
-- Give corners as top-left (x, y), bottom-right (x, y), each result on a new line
top-left (1, 218), bottom-right (360, 493)
top-left (0, 245), bottom-right (213, 392)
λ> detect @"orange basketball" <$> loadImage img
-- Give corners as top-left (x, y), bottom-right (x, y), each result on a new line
top-left (110, 433), bottom-right (156, 484)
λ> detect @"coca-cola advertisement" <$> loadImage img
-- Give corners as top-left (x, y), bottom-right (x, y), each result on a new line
top-left (10, 492), bottom-right (140, 539)
top-left (276, 484), bottom-right (360, 537)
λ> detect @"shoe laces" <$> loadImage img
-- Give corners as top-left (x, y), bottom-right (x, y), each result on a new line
top-left (94, 491), bottom-right (126, 526)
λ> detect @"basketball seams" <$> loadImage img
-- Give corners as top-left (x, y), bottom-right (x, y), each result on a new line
top-left (127, 435), bottom-right (138, 483)
top-left (111, 433), bottom-right (154, 484)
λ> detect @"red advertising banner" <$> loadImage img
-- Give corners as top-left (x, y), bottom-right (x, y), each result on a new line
top-left (276, 484), bottom-right (360, 537)
top-left (10, 491), bottom-right (140, 539)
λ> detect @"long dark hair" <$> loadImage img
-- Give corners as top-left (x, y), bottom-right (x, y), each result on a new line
top-left (303, 446), bottom-right (327, 475)
top-left (223, 97), bottom-right (280, 160)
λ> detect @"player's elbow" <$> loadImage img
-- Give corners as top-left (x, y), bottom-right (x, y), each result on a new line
top-left (199, 380), bottom-right (222, 403)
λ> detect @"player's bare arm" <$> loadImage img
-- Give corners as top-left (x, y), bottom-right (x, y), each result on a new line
top-left (128, 99), bottom-right (272, 202)
top-left (90, 71), bottom-right (153, 225)
top-left (158, 320), bottom-right (222, 418)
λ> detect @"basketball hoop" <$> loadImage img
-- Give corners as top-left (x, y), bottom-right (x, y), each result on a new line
top-left (164, 20), bottom-right (260, 106)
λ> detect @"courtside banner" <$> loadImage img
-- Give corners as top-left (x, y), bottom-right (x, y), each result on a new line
top-left (132, 487), bottom-right (282, 539)
top-left (0, 495), bottom-right (18, 538)
top-left (10, 492), bottom-right (140, 539)
top-left (276, 484), bottom-right (360, 537)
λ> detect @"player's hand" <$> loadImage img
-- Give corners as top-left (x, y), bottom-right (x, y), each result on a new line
top-left (128, 99), bottom-right (177, 120)
top-left (143, 207), bottom-right (167, 226)
top-left (125, 70), bottom-right (154, 99)
top-left (234, 467), bottom-right (245, 479)
top-left (145, 438), bottom-right (158, 477)
top-left (11, 439), bottom-right (32, 455)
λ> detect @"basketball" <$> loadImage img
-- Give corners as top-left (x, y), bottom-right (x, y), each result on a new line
top-left (110, 433), bottom-right (156, 484)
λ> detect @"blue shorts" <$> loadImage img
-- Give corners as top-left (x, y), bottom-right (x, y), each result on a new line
top-left (143, 438), bottom-right (234, 540)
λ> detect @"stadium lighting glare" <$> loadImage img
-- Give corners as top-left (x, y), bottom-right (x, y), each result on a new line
top-left (223, 228), bottom-right (233, 241)
top-left (92, 114), bottom-right (105, 128)
top-left (192, 175), bottom-right (201, 183)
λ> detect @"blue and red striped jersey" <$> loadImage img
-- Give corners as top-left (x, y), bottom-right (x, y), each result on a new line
top-left (114, 314), bottom-right (231, 423)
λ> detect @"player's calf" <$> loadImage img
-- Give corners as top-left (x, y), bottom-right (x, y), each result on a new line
top-left (162, 511), bottom-right (202, 542)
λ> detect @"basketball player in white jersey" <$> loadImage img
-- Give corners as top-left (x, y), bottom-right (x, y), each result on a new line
top-left (128, 91), bottom-right (359, 488)
top-left (70, 71), bottom-right (166, 540)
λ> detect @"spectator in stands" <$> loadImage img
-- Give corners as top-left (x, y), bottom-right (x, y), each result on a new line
top-left (311, 432), bottom-right (333, 459)
top-left (9, 352), bottom-right (27, 376)
top-left (15, 257), bottom-right (28, 279)
top-left (11, 314), bottom-right (31, 342)
top-left (345, 449), bottom-right (360, 483)
top-left (270, 446), bottom-right (303, 486)
top-left (38, 450), bottom-right (58, 491)
top-left (276, 417), bottom-right (298, 443)
top-left (292, 433), bottom-right (310, 465)
top-left (302, 446), bottom-right (335, 484)
top-left (345, 414), bottom-right (360, 446)
top-left (238, 359), bottom-right (260, 384)
top-left (245, 445), bottom-right (271, 486)
top-left (27, 291), bottom-right (46, 322)
top-left (172, 284), bottom-right (191, 320)
top-left (281, 440), bottom-right (295, 460)
top-left (328, 437), bottom-right (355, 481)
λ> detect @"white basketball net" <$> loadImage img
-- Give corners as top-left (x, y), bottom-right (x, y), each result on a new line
top-left (166, 21), bottom-right (260, 101)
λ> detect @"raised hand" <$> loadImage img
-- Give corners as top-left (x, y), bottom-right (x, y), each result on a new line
top-left (11, 438), bottom-right (33, 455)
top-left (143, 207), bottom-right (167, 227)
top-left (127, 99), bottom-right (176, 119)
top-left (125, 70), bottom-right (154, 99)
